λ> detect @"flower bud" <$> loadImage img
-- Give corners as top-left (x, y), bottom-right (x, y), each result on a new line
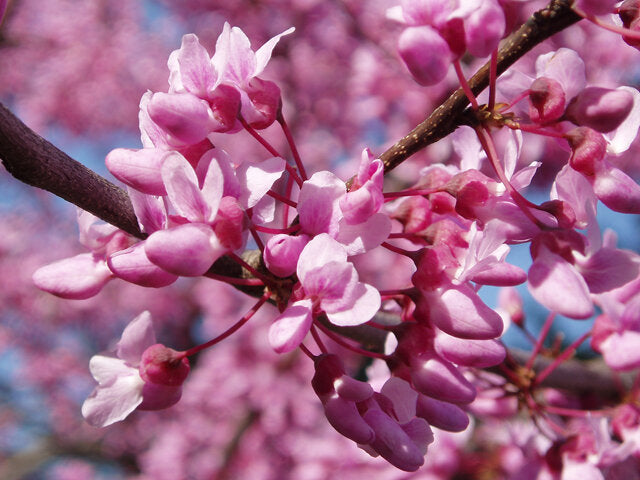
top-left (528, 77), bottom-right (566, 124)
top-left (415, 394), bottom-right (469, 432)
top-left (139, 344), bottom-right (190, 386)
top-left (147, 92), bottom-right (215, 146)
top-left (565, 87), bottom-right (634, 133)
top-left (566, 127), bottom-right (607, 176)
top-left (410, 353), bottom-right (476, 404)
top-left (243, 78), bottom-right (281, 130)
top-left (463, 0), bottom-right (505, 58)
top-left (398, 26), bottom-right (451, 86)
top-left (264, 234), bottom-right (309, 278)
top-left (592, 164), bottom-right (640, 214)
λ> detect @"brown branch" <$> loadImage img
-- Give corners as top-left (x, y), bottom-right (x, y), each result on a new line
top-left (0, 103), bottom-right (144, 238)
top-left (379, 0), bottom-right (581, 172)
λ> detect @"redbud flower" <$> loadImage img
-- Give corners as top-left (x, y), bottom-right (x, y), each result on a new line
top-left (82, 312), bottom-right (188, 427)
top-left (33, 210), bottom-right (131, 299)
top-left (268, 234), bottom-right (381, 353)
top-left (397, 26), bottom-right (452, 86)
top-left (565, 87), bottom-right (634, 133)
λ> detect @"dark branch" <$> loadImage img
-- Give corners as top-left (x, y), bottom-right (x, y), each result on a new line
top-left (379, 0), bottom-right (581, 172)
top-left (0, 103), bottom-right (144, 238)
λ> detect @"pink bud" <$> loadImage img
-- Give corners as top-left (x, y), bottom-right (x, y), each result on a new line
top-left (528, 77), bottom-right (566, 124)
top-left (264, 234), bottom-right (309, 278)
top-left (138, 383), bottom-right (183, 411)
top-left (362, 408), bottom-right (426, 471)
top-left (105, 148), bottom-right (167, 196)
top-left (539, 200), bottom-right (576, 230)
top-left (592, 164), bottom-right (640, 214)
top-left (463, 0), bottom-right (505, 58)
top-left (147, 92), bottom-right (214, 145)
top-left (566, 127), bottom-right (607, 176)
top-left (139, 344), bottom-right (190, 387)
top-left (439, 18), bottom-right (466, 59)
top-left (410, 353), bottom-right (476, 404)
top-left (312, 354), bottom-right (347, 398)
top-left (323, 396), bottom-right (375, 444)
top-left (434, 331), bottom-right (506, 368)
top-left (398, 26), bottom-right (452, 86)
top-left (565, 87), bottom-right (634, 133)
top-left (415, 394), bottom-right (469, 432)
top-left (243, 78), bottom-right (281, 130)
top-left (108, 243), bottom-right (178, 288)
top-left (390, 197), bottom-right (432, 234)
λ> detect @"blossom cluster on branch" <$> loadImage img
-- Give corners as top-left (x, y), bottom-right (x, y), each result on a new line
top-left (4, 0), bottom-right (640, 477)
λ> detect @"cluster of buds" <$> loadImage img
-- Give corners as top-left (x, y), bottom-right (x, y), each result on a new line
top-left (28, 2), bottom-right (640, 474)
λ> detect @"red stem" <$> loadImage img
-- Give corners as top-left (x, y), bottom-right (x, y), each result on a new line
top-left (182, 292), bottom-right (270, 357)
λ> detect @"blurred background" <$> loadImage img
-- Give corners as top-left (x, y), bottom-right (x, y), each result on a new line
top-left (1, 1), bottom-right (640, 478)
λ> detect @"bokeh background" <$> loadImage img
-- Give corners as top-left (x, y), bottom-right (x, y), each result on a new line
top-left (1, 1), bottom-right (640, 478)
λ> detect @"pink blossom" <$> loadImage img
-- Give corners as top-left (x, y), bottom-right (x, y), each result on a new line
top-left (32, 210), bottom-right (132, 299)
top-left (143, 151), bottom-right (231, 276)
top-left (268, 234), bottom-right (381, 353)
top-left (298, 170), bottom-right (391, 255)
top-left (312, 354), bottom-right (433, 472)
top-left (82, 311), bottom-right (188, 427)
top-left (339, 148), bottom-right (385, 225)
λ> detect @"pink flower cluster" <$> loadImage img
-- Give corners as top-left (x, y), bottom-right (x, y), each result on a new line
top-left (25, 2), bottom-right (640, 475)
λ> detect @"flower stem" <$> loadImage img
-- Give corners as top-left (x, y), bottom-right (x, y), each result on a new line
top-left (183, 292), bottom-right (271, 357)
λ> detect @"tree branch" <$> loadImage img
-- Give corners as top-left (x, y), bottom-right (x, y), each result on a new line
top-left (0, 103), bottom-right (144, 238)
top-left (379, 0), bottom-right (581, 172)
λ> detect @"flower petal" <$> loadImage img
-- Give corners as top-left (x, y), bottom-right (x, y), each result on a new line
top-left (32, 253), bottom-right (112, 300)
top-left (145, 223), bottom-right (224, 277)
top-left (116, 311), bottom-right (156, 365)
top-left (268, 299), bottom-right (313, 353)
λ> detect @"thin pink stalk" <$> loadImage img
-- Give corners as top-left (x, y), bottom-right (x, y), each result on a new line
top-left (299, 343), bottom-right (317, 360)
top-left (506, 90), bottom-right (530, 109)
top-left (278, 115), bottom-right (308, 181)
top-left (381, 241), bottom-right (420, 260)
top-left (314, 321), bottom-right (388, 360)
top-left (182, 292), bottom-right (271, 357)
top-left (228, 251), bottom-right (275, 285)
top-left (283, 162), bottom-right (304, 188)
top-left (475, 126), bottom-right (548, 228)
top-left (454, 60), bottom-right (479, 110)
top-left (267, 189), bottom-right (298, 208)
top-left (282, 174), bottom-right (295, 229)
top-left (509, 122), bottom-right (567, 139)
top-left (252, 223), bottom-right (301, 235)
top-left (533, 330), bottom-right (591, 386)
top-left (574, 6), bottom-right (640, 39)
top-left (248, 224), bottom-right (265, 251)
top-left (239, 114), bottom-right (283, 158)
top-left (310, 324), bottom-right (328, 354)
top-left (542, 404), bottom-right (609, 418)
top-left (525, 312), bottom-right (556, 371)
